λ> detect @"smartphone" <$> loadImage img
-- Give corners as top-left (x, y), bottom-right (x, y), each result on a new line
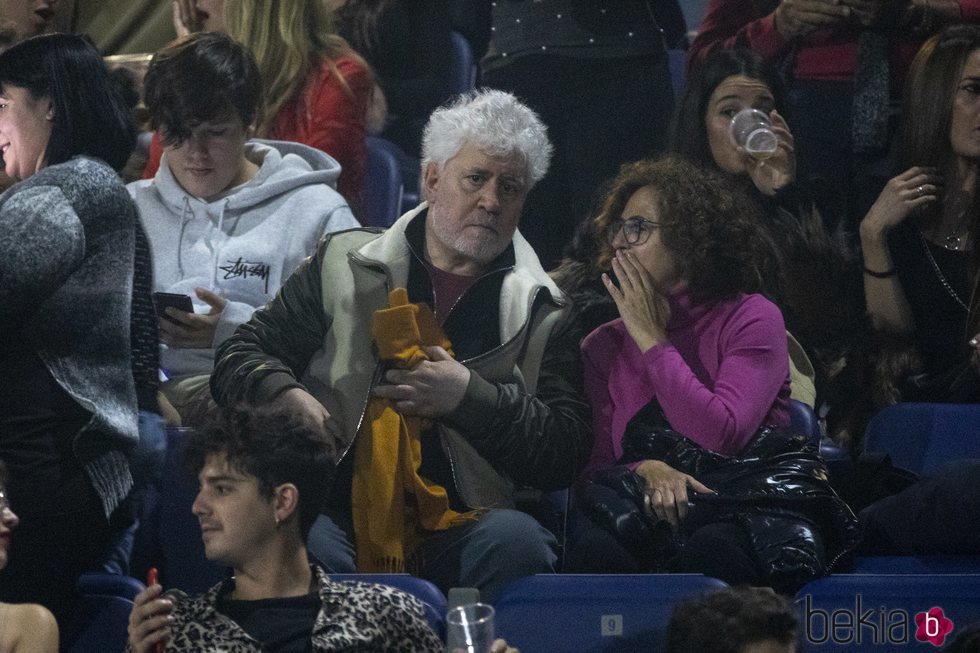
top-left (153, 292), bottom-right (194, 323)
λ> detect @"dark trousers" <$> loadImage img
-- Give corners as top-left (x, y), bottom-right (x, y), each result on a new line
top-left (566, 522), bottom-right (763, 587)
top-left (482, 53), bottom-right (675, 268)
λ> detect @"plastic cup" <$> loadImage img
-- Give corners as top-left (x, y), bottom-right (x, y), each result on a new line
top-left (446, 603), bottom-right (495, 653)
top-left (729, 108), bottom-right (778, 160)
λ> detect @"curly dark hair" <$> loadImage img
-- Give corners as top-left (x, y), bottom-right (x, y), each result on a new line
top-left (593, 156), bottom-right (766, 303)
top-left (184, 406), bottom-right (336, 542)
top-left (666, 587), bottom-right (798, 653)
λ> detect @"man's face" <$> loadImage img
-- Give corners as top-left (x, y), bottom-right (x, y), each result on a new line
top-left (0, 0), bottom-right (58, 44)
top-left (191, 453), bottom-right (278, 568)
top-left (422, 141), bottom-right (529, 275)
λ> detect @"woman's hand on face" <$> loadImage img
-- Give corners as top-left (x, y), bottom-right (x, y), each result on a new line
top-left (860, 166), bottom-right (943, 244)
top-left (744, 110), bottom-right (796, 196)
top-left (603, 250), bottom-right (670, 352)
top-left (157, 287), bottom-right (227, 349)
top-left (635, 460), bottom-right (714, 530)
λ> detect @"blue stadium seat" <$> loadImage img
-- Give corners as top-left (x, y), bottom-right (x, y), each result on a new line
top-left (851, 555), bottom-right (980, 574)
top-left (667, 49), bottom-right (686, 99)
top-left (65, 574), bottom-right (146, 653)
top-left (331, 573), bottom-right (447, 636)
top-left (494, 574), bottom-right (728, 652)
top-left (448, 31), bottom-right (477, 97)
top-left (863, 402), bottom-right (980, 475)
top-left (789, 398), bottom-right (821, 447)
top-left (361, 136), bottom-right (405, 228)
top-left (796, 574), bottom-right (980, 652)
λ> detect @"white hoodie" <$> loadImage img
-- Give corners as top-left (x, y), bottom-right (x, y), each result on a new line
top-left (128, 139), bottom-right (359, 378)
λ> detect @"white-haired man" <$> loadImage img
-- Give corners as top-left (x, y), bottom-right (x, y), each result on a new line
top-left (211, 89), bottom-right (591, 602)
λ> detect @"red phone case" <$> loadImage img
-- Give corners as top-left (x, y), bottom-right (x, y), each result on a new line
top-left (146, 568), bottom-right (163, 653)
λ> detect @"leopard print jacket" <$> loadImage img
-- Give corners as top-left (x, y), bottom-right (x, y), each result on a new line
top-left (137, 565), bottom-right (444, 652)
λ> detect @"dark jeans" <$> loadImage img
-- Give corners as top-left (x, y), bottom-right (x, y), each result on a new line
top-left (482, 53), bottom-right (674, 268)
top-left (859, 459), bottom-right (980, 555)
top-left (308, 508), bottom-right (558, 603)
top-left (566, 522), bottom-right (763, 587)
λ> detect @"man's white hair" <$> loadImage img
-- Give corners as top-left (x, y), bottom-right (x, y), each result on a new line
top-left (420, 89), bottom-right (553, 186)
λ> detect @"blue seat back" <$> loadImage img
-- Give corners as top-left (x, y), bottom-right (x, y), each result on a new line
top-left (789, 398), bottom-right (821, 447)
top-left (796, 574), bottom-right (980, 651)
top-left (667, 49), bottom-right (686, 100)
top-left (494, 574), bottom-right (728, 652)
top-left (361, 136), bottom-right (404, 228)
top-left (864, 402), bottom-right (980, 475)
top-left (331, 573), bottom-right (447, 636)
top-left (852, 555), bottom-right (980, 574)
top-left (448, 31), bottom-right (477, 97)
top-left (66, 574), bottom-right (146, 653)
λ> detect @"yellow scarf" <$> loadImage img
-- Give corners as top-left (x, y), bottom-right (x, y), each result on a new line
top-left (351, 288), bottom-right (475, 572)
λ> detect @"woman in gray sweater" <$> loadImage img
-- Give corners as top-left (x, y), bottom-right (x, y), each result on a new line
top-left (0, 33), bottom-right (144, 629)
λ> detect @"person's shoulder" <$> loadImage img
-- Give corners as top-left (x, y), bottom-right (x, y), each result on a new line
top-left (581, 317), bottom-right (628, 354)
top-left (0, 602), bottom-right (58, 652)
top-left (726, 293), bottom-right (786, 331)
top-left (322, 573), bottom-right (426, 613)
top-left (312, 52), bottom-right (371, 89)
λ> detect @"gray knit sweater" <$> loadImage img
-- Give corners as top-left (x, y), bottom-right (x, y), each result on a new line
top-left (0, 156), bottom-right (138, 518)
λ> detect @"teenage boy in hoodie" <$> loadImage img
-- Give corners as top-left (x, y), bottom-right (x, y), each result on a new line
top-left (129, 32), bottom-right (358, 427)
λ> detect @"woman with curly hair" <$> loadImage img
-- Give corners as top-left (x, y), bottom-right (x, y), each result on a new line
top-left (582, 156), bottom-right (789, 471)
top-left (568, 157), bottom-right (859, 590)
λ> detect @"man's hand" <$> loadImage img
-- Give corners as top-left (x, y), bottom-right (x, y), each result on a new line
top-left (372, 346), bottom-right (471, 418)
top-left (127, 584), bottom-right (174, 653)
top-left (158, 287), bottom-right (226, 349)
top-left (773, 0), bottom-right (851, 40)
top-left (635, 460), bottom-right (714, 530)
top-left (276, 388), bottom-right (341, 439)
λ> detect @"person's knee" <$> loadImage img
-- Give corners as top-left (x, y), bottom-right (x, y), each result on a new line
top-left (470, 509), bottom-right (557, 573)
top-left (306, 514), bottom-right (356, 573)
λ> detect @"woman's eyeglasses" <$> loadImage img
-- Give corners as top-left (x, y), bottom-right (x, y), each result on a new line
top-left (607, 217), bottom-right (661, 246)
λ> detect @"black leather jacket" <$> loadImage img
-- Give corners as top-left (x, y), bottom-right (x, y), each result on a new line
top-left (212, 212), bottom-right (592, 501)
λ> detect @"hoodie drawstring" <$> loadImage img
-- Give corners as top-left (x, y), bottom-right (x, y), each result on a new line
top-left (176, 195), bottom-right (193, 279)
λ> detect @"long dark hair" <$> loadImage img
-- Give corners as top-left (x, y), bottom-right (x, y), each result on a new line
top-left (668, 48), bottom-right (788, 169)
top-left (903, 26), bottom-right (980, 338)
top-left (0, 34), bottom-right (136, 172)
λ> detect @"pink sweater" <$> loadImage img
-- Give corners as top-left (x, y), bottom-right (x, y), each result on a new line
top-left (582, 289), bottom-right (791, 474)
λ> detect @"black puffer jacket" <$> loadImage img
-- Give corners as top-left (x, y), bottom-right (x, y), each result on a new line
top-left (578, 401), bottom-right (861, 594)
